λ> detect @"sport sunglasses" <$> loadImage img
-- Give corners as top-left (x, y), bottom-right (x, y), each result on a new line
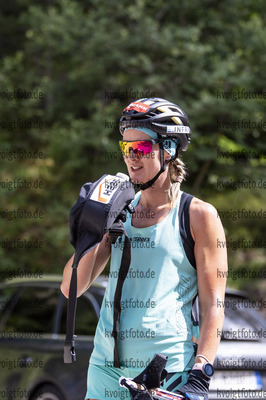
top-left (119, 139), bottom-right (160, 157)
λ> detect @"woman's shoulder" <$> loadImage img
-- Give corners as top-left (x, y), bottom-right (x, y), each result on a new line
top-left (189, 196), bottom-right (218, 218)
top-left (189, 196), bottom-right (222, 240)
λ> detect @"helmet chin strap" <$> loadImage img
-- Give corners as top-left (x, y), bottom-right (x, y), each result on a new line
top-left (132, 143), bottom-right (173, 191)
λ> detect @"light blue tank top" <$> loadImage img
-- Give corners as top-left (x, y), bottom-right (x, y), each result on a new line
top-left (90, 190), bottom-right (198, 372)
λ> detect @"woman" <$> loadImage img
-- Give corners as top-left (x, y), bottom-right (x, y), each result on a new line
top-left (61, 97), bottom-right (228, 400)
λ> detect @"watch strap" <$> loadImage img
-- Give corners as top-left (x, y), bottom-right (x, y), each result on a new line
top-left (192, 363), bottom-right (206, 371)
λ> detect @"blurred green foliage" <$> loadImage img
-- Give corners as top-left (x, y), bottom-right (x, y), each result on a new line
top-left (0, 0), bottom-right (265, 300)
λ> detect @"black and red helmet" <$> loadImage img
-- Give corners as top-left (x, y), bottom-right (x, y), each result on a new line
top-left (119, 97), bottom-right (191, 151)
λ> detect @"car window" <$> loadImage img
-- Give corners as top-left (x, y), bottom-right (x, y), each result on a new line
top-left (0, 286), bottom-right (59, 334)
top-left (0, 286), bottom-right (16, 307)
top-left (59, 293), bottom-right (99, 336)
top-left (222, 295), bottom-right (265, 341)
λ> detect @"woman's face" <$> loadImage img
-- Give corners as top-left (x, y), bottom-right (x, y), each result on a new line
top-left (121, 129), bottom-right (163, 186)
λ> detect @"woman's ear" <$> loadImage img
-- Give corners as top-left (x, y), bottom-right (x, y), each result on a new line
top-left (163, 148), bottom-right (171, 163)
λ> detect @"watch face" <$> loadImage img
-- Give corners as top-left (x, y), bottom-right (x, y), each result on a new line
top-left (204, 363), bottom-right (214, 377)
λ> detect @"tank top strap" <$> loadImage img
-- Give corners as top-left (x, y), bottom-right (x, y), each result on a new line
top-left (178, 192), bottom-right (196, 269)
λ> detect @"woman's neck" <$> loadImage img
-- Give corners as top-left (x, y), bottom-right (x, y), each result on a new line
top-left (138, 172), bottom-right (171, 210)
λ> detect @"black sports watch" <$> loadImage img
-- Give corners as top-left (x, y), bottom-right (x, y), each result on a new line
top-left (192, 362), bottom-right (214, 377)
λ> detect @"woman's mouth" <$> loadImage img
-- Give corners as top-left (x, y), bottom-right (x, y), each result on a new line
top-left (131, 166), bottom-right (142, 171)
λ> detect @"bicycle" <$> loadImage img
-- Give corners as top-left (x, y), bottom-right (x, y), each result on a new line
top-left (119, 353), bottom-right (185, 400)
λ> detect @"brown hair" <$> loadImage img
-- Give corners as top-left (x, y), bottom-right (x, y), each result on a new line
top-left (167, 158), bottom-right (187, 207)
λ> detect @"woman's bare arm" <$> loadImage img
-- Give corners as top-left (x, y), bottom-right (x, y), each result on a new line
top-left (190, 198), bottom-right (228, 364)
top-left (60, 233), bottom-right (111, 298)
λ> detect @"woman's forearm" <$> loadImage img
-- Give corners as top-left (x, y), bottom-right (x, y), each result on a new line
top-left (60, 233), bottom-right (111, 298)
top-left (196, 304), bottom-right (225, 364)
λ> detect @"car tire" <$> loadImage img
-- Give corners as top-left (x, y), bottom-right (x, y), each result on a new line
top-left (31, 384), bottom-right (66, 400)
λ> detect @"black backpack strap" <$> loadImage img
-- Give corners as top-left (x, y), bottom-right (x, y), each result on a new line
top-left (64, 220), bottom-right (132, 366)
top-left (178, 192), bottom-right (196, 269)
top-left (110, 221), bottom-right (132, 368)
top-left (64, 255), bottom-right (79, 363)
top-left (178, 192), bottom-right (200, 353)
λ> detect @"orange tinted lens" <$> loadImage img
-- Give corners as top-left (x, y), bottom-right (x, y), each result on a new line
top-left (119, 141), bottom-right (153, 156)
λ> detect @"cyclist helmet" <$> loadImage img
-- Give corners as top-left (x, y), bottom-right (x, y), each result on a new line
top-left (119, 98), bottom-right (191, 190)
top-left (119, 97), bottom-right (191, 151)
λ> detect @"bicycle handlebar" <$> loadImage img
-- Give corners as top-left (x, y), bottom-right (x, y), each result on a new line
top-left (119, 376), bottom-right (185, 400)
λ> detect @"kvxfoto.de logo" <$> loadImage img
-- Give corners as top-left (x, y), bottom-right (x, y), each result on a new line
top-left (0, 389), bottom-right (32, 399)
top-left (217, 208), bottom-right (266, 221)
top-left (217, 388), bottom-right (266, 399)
top-left (217, 298), bottom-right (266, 310)
top-left (0, 179), bottom-right (44, 191)
top-left (0, 148), bottom-right (45, 160)
top-left (104, 297), bottom-right (156, 310)
top-left (217, 178), bottom-right (266, 190)
top-left (217, 238), bottom-right (266, 250)
top-left (217, 328), bottom-right (266, 340)
top-left (217, 268), bottom-right (266, 280)
top-left (217, 147), bottom-right (265, 160)
top-left (217, 357), bottom-right (266, 369)
top-left (0, 268), bottom-right (43, 280)
top-left (104, 327), bottom-right (155, 340)
top-left (0, 88), bottom-right (44, 101)
top-left (0, 208), bottom-right (44, 220)
top-left (216, 88), bottom-right (266, 101)
top-left (105, 357), bottom-right (151, 369)
top-left (0, 357), bottom-right (43, 370)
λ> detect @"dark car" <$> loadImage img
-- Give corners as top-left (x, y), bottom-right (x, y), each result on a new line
top-left (0, 276), bottom-right (265, 400)
top-left (0, 274), bottom-right (107, 400)
top-left (209, 288), bottom-right (266, 399)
